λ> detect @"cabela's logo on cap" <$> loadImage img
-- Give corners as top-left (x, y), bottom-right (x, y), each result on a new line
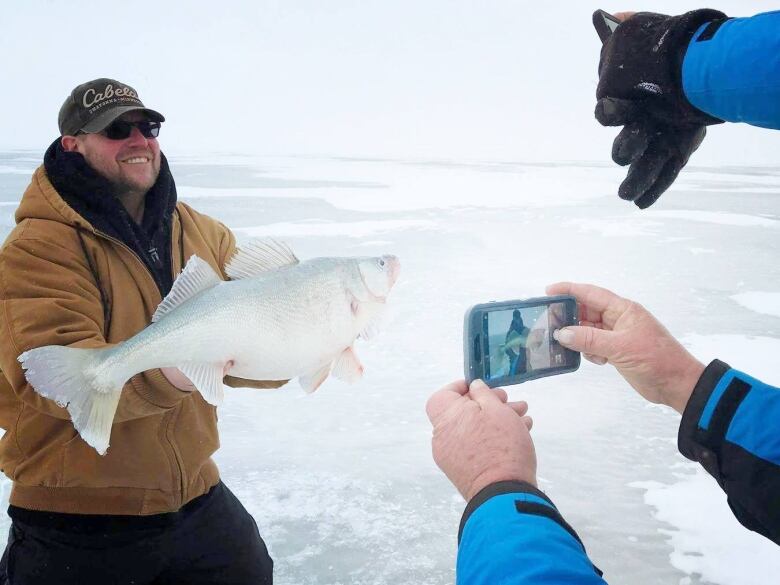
top-left (82, 83), bottom-right (142, 114)
top-left (58, 77), bottom-right (165, 136)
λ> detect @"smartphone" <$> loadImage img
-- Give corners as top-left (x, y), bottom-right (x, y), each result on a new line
top-left (593, 9), bottom-right (621, 43)
top-left (463, 295), bottom-right (580, 388)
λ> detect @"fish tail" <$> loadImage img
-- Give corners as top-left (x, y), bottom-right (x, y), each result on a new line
top-left (19, 346), bottom-right (123, 455)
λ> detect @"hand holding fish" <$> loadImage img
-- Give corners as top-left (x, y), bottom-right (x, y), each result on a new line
top-left (162, 361), bottom-right (235, 392)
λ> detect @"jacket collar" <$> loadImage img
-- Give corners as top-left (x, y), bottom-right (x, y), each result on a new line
top-left (42, 138), bottom-right (177, 241)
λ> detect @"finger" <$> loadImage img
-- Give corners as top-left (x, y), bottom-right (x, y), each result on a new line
top-left (521, 415), bottom-right (533, 431)
top-left (469, 379), bottom-right (504, 407)
top-left (507, 400), bottom-right (529, 417)
top-left (619, 148), bottom-right (672, 202)
top-left (634, 157), bottom-right (682, 209)
top-left (553, 325), bottom-right (616, 360)
top-left (546, 282), bottom-right (630, 324)
top-left (595, 98), bottom-right (640, 127)
top-left (223, 360), bottom-right (235, 376)
top-left (684, 126), bottom-right (707, 160)
top-left (493, 388), bottom-right (509, 403)
top-left (634, 126), bottom-right (704, 208)
top-left (584, 353), bottom-right (608, 365)
top-left (425, 380), bottom-right (469, 423)
top-left (612, 11), bottom-right (636, 22)
top-left (612, 123), bottom-right (650, 166)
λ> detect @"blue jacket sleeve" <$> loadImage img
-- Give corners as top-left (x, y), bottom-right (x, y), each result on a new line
top-left (457, 481), bottom-right (606, 584)
top-left (679, 359), bottom-right (780, 544)
top-left (682, 11), bottom-right (780, 129)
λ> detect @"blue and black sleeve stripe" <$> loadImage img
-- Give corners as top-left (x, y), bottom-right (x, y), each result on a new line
top-left (679, 359), bottom-right (780, 544)
top-left (682, 10), bottom-right (780, 129)
top-left (457, 481), bottom-right (606, 584)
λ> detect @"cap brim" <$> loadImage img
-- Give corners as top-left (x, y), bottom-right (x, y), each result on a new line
top-left (80, 106), bottom-right (165, 134)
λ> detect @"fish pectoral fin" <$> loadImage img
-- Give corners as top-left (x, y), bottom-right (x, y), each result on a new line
top-left (299, 363), bottom-right (331, 394)
top-left (331, 346), bottom-right (364, 383)
top-left (179, 362), bottom-right (226, 405)
top-left (153, 256), bottom-right (222, 323)
top-left (225, 239), bottom-right (299, 280)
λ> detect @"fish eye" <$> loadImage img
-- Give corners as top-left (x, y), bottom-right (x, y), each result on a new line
top-left (378, 258), bottom-right (386, 268)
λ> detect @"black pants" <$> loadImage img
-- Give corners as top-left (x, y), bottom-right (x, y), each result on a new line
top-left (0, 482), bottom-right (272, 585)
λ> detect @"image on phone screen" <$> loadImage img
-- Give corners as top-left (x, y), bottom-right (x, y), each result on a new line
top-left (482, 301), bottom-right (573, 382)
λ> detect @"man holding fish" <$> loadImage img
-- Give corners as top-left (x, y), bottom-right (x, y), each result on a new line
top-left (0, 78), bottom-right (399, 584)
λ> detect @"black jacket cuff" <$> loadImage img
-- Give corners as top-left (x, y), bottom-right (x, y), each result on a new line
top-left (457, 480), bottom-right (602, 576)
top-left (458, 481), bottom-right (580, 545)
top-left (678, 358), bottom-right (754, 481)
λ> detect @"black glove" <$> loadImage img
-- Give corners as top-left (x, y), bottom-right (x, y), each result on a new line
top-left (596, 9), bottom-right (728, 208)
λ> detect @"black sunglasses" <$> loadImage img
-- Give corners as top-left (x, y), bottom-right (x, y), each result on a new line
top-left (99, 120), bottom-right (161, 140)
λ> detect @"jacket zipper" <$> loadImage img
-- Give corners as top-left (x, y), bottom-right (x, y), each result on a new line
top-left (90, 226), bottom-right (187, 509)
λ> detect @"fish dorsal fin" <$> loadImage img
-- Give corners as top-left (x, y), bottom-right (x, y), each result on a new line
top-left (152, 256), bottom-right (223, 323)
top-left (225, 239), bottom-right (299, 280)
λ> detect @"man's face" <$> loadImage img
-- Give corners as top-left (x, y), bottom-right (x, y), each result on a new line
top-left (65, 111), bottom-right (161, 195)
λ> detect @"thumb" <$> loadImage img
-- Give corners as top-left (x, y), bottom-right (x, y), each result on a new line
top-left (595, 98), bottom-right (640, 127)
top-left (553, 326), bottom-right (615, 360)
top-left (468, 379), bottom-right (503, 407)
top-left (426, 380), bottom-right (469, 423)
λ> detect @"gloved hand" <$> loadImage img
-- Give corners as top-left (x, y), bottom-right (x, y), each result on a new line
top-left (596, 9), bottom-right (727, 208)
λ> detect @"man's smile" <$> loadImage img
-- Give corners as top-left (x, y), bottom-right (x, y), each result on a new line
top-left (121, 156), bottom-right (151, 164)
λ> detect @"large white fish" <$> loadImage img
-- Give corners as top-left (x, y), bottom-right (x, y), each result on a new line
top-left (19, 240), bottom-right (400, 455)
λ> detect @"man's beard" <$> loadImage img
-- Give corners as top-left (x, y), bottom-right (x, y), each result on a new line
top-left (110, 165), bottom-right (160, 198)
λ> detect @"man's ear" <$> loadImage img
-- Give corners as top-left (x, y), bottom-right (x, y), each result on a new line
top-left (61, 135), bottom-right (80, 152)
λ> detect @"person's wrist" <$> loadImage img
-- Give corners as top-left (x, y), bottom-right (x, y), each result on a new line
top-left (661, 354), bottom-right (706, 415)
top-left (465, 467), bottom-right (537, 502)
top-left (669, 9), bottom-right (729, 123)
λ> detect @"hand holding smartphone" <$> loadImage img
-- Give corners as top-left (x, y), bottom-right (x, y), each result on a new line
top-left (463, 296), bottom-right (580, 388)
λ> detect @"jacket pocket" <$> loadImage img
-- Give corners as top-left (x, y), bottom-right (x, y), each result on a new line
top-left (61, 417), bottom-right (174, 490)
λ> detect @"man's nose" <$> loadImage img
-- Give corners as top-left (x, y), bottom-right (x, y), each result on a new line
top-left (125, 126), bottom-right (150, 146)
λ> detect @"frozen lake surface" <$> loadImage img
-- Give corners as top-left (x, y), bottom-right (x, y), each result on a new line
top-left (1, 151), bottom-right (779, 584)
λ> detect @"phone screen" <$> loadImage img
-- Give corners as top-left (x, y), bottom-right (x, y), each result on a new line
top-left (593, 9), bottom-right (621, 43)
top-left (604, 16), bottom-right (620, 33)
top-left (481, 301), bottom-right (575, 383)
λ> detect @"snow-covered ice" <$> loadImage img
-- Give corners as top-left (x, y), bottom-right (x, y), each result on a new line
top-left (731, 292), bottom-right (780, 319)
top-left (0, 151), bottom-right (779, 584)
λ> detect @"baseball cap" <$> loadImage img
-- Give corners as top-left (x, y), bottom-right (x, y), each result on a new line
top-left (58, 78), bottom-right (165, 136)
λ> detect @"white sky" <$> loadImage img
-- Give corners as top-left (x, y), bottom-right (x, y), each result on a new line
top-left (2, 1), bottom-right (778, 164)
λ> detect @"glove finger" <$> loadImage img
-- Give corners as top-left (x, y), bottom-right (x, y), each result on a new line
top-left (690, 126), bottom-right (706, 153)
top-left (634, 157), bottom-right (683, 209)
top-left (618, 148), bottom-right (672, 202)
top-left (612, 123), bottom-right (650, 166)
top-left (678, 126), bottom-right (707, 165)
top-left (633, 126), bottom-right (705, 208)
top-left (595, 98), bottom-right (641, 127)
